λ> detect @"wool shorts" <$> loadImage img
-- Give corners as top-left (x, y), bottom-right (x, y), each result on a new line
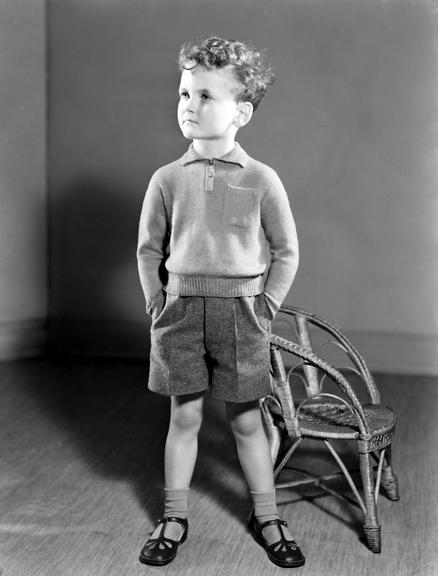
top-left (148, 294), bottom-right (272, 403)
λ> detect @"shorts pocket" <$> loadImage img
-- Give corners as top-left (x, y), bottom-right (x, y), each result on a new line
top-left (152, 293), bottom-right (181, 327)
top-left (223, 186), bottom-right (259, 228)
top-left (261, 294), bottom-right (275, 322)
top-left (246, 294), bottom-right (271, 333)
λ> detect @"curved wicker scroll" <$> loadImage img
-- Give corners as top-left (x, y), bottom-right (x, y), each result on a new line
top-left (270, 334), bottom-right (371, 438)
top-left (279, 305), bottom-right (380, 404)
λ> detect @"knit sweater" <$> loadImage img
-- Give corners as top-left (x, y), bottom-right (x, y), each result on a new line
top-left (137, 142), bottom-right (299, 315)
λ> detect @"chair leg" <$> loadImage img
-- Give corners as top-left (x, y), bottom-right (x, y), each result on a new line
top-left (380, 446), bottom-right (400, 501)
top-left (359, 450), bottom-right (382, 553)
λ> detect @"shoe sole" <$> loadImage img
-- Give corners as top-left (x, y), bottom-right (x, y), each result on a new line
top-left (139, 554), bottom-right (176, 567)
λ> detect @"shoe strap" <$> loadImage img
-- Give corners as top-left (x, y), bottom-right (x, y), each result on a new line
top-left (164, 516), bottom-right (187, 530)
top-left (257, 517), bottom-right (298, 546)
top-left (258, 517), bottom-right (287, 530)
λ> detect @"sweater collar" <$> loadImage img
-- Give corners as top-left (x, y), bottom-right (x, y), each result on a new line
top-left (179, 142), bottom-right (248, 168)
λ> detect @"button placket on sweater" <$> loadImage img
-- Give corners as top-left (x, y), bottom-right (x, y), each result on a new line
top-left (204, 159), bottom-right (215, 191)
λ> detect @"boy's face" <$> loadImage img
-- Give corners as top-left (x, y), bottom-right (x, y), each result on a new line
top-left (178, 66), bottom-right (246, 146)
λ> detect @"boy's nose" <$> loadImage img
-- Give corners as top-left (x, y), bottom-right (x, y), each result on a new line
top-left (185, 97), bottom-right (199, 113)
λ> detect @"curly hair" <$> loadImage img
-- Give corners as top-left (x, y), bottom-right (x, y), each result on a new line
top-left (178, 36), bottom-right (275, 111)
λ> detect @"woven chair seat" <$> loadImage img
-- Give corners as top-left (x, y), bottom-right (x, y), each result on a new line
top-left (298, 402), bottom-right (395, 440)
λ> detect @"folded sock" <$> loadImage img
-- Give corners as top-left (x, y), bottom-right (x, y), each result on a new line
top-left (164, 487), bottom-right (189, 519)
top-left (250, 489), bottom-right (279, 523)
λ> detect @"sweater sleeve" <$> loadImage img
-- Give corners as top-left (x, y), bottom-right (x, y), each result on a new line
top-left (261, 170), bottom-right (299, 315)
top-left (137, 171), bottom-right (169, 315)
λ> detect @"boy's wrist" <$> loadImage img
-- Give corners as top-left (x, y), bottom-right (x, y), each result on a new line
top-left (147, 288), bottom-right (165, 316)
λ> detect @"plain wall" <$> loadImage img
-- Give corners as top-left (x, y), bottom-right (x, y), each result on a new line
top-left (47, 0), bottom-right (438, 370)
top-left (0, 0), bottom-right (47, 358)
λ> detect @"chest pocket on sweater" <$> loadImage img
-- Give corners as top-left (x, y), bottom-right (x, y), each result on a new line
top-left (223, 186), bottom-right (260, 228)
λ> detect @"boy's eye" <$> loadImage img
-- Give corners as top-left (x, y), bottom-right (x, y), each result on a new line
top-left (201, 93), bottom-right (211, 101)
top-left (179, 91), bottom-right (189, 99)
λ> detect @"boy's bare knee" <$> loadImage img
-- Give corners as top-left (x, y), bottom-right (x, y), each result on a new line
top-left (227, 401), bottom-right (263, 439)
top-left (169, 393), bottom-right (204, 434)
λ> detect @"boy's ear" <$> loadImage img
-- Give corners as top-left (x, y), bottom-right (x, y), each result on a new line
top-left (234, 101), bottom-right (253, 127)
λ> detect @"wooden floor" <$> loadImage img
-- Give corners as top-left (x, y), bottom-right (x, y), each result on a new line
top-left (0, 357), bottom-right (437, 576)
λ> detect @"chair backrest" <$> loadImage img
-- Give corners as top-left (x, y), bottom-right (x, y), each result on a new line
top-left (270, 333), bottom-right (371, 438)
top-left (275, 305), bottom-right (381, 405)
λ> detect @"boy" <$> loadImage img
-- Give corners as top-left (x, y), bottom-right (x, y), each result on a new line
top-left (137, 36), bottom-right (304, 568)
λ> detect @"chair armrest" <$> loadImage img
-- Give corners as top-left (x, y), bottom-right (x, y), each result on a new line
top-left (270, 334), bottom-right (371, 438)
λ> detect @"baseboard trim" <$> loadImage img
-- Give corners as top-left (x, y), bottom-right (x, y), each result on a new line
top-left (47, 318), bottom-right (438, 376)
top-left (344, 329), bottom-right (438, 376)
top-left (0, 319), bottom-right (48, 361)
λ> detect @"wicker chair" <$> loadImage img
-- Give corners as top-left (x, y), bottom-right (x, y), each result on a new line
top-left (261, 305), bottom-right (399, 553)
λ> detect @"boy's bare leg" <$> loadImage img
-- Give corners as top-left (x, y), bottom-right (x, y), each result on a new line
top-left (226, 400), bottom-right (295, 545)
top-left (150, 392), bottom-right (205, 540)
top-left (165, 392), bottom-right (205, 488)
top-left (226, 400), bottom-right (274, 491)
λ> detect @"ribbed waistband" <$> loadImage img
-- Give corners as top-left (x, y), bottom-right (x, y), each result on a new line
top-left (165, 273), bottom-right (264, 297)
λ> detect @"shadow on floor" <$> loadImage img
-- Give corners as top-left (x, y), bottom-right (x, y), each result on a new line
top-left (8, 356), bottom-right (249, 527)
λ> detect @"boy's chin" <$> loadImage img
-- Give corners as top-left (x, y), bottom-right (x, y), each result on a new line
top-left (180, 128), bottom-right (198, 140)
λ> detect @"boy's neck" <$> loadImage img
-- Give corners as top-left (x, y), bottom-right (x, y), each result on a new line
top-left (192, 139), bottom-right (236, 160)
